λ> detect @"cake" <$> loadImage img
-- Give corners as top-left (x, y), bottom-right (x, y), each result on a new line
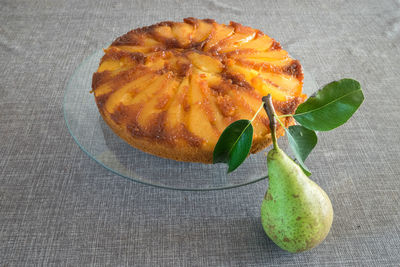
top-left (92, 18), bottom-right (306, 163)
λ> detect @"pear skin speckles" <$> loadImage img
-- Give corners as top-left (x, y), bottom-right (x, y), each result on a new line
top-left (261, 148), bottom-right (333, 253)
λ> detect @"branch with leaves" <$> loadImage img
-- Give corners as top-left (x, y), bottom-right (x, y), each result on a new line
top-left (213, 78), bottom-right (364, 174)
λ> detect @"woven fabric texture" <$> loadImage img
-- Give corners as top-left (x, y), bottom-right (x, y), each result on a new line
top-left (1, 0), bottom-right (400, 266)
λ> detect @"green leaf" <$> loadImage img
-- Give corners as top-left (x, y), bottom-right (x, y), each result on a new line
top-left (213, 119), bottom-right (253, 173)
top-left (294, 78), bottom-right (364, 131)
top-left (285, 125), bottom-right (318, 176)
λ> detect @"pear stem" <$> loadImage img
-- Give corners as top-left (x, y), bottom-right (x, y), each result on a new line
top-left (262, 94), bottom-right (279, 150)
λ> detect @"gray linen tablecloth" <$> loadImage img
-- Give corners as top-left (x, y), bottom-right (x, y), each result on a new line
top-left (1, 0), bottom-right (400, 266)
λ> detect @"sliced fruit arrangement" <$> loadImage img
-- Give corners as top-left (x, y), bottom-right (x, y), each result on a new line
top-left (92, 18), bottom-right (306, 163)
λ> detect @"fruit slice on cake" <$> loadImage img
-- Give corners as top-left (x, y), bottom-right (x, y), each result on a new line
top-left (92, 18), bottom-right (306, 163)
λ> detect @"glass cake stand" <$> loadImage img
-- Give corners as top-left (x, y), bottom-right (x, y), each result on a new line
top-left (63, 49), bottom-right (318, 191)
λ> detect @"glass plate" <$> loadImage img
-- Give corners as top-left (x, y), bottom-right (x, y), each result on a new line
top-left (63, 49), bottom-right (318, 191)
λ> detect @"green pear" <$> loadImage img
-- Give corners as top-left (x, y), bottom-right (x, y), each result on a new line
top-left (260, 95), bottom-right (333, 253)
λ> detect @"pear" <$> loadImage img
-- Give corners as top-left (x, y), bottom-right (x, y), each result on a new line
top-left (260, 95), bottom-right (333, 253)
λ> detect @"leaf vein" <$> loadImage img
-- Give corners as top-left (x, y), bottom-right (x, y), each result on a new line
top-left (295, 89), bottom-right (362, 117)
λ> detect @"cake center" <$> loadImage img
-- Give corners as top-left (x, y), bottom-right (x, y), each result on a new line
top-left (143, 49), bottom-right (225, 81)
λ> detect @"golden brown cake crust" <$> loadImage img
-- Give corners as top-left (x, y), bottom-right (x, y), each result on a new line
top-left (92, 18), bottom-right (306, 163)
